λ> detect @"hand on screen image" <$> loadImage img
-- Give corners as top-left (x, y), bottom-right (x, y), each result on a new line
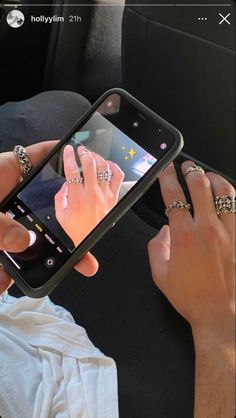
top-left (0, 142), bottom-right (100, 295)
top-left (54, 145), bottom-right (124, 247)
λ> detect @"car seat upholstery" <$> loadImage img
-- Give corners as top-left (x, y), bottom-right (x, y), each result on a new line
top-left (122, 0), bottom-right (235, 179)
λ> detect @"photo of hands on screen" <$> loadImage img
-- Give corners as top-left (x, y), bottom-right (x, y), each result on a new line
top-left (18, 111), bottom-right (157, 252)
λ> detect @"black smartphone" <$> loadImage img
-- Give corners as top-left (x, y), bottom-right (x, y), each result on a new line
top-left (0, 88), bottom-right (183, 298)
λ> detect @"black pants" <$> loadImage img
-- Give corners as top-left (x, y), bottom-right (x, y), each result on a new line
top-left (0, 91), bottom-right (194, 418)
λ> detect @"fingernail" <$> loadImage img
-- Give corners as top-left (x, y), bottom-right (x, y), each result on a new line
top-left (3, 227), bottom-right (29, 250)
top-left (64, 145), bottom-right (72, 153)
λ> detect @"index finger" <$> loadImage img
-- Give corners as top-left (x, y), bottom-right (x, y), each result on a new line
top-left (63, 145), bottom-right (81, 180)
top-left (77, 146), bottom-right (97, 190)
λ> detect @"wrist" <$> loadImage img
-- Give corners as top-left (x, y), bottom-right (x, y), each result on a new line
top-left (192, 317), bottom-right (235, 361)
top-left (193, 320), bottom-right (235, 418)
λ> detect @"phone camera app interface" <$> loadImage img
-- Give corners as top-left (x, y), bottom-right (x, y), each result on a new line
top-left (1, 94), bottom-right (174, 288)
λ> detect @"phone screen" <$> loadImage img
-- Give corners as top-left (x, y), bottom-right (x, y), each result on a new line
top-left (0, 93), bottom-right (176, 288)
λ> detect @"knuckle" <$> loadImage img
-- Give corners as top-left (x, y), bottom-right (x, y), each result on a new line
top-left (172, 224), bottom-right (192, 245)
top-left (90, 189), bottom-right (100, 203)
top-left (165, 183), bottom-right (181, 198)
top-left (190, 173), bottom-right (210, 190)
top-left (207, 173), bottom-right (235, 195)
top-left (217, 184), bottom-right (235, 197)
top-left (203, 221), bottom-right (221, 241)
top-left (84, 155), bottom-right (95, 168)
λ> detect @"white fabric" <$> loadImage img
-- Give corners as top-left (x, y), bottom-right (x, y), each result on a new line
top-left (0, 293), bottom-right (119, 418)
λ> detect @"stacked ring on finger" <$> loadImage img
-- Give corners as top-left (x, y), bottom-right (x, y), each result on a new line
top-left (165, 200), bottom-right (191, 217)
top-left (215, 195), bottom-right (236, 215)
top-left (184, 163), bottom-right (236, 215)
top-left (97, 169), bottom-right (113, 183)
top-left (66, 177), bottom-right (84, 186)
top-left (66, 169), bottom-right (113, 186)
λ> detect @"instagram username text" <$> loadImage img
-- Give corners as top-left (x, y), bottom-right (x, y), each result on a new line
top-left (30, 15), bottom-right (82, 23)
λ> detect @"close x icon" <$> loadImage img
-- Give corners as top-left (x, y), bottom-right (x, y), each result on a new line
top-left (218, 12), bottom-right (231, 25)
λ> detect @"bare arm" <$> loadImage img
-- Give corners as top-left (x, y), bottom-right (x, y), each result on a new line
top-left (193, 327), bottom-right (235, 418)
top-left (148, 162), bottom-right (235, 417)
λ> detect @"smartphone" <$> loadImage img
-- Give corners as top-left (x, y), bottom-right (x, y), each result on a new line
top-left (0, 88), bottom-right (183, 298)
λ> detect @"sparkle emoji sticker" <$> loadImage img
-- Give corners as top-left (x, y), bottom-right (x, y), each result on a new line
top-left (121, 144), bottom-right (137, 160)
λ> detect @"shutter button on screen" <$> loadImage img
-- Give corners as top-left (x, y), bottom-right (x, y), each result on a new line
top-left (45, 257), bottom-right (55, 268)
top-left (28, 230), bottom-right (37, 247)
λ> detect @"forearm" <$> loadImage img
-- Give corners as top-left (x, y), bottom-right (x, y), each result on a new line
top-left (193, 327), bottom-right (235, 418)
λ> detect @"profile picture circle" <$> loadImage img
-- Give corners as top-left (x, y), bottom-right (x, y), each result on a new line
top-left (7, 10), bottom-right (25, 28)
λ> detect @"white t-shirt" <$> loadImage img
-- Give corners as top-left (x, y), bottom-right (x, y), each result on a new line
top-left (0, 292), bottom-right (119, 418)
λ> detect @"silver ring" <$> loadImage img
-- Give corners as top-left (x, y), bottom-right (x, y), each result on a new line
top-left (185, 165), bottom-right (205, 177)
top-left (13, 145), bottom-right (32, 177)
top-left (215, 195), bottom-right (236, 215)
top-left (165, 200), bottom-right (191, 217)
top-left (66, 177), bottom-right (84, 186)
top-left (97, 169), bottom-right (113, 183)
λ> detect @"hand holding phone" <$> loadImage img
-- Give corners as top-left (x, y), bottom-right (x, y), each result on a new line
top-left (0, 142), bottom-right (99, 295)
top-left (0, 88), bottom-right (183, 297)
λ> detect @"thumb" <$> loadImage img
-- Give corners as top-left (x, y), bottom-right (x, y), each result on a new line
top-left (0, 212), bottom-right (30, 253)
top-left (74, 252), bottom-right (99, 277)
top-left (148, 224), bottom-right (170, 290)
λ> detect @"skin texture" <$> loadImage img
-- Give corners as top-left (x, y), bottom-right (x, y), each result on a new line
top-left (0, 141), bottom-right (100, 294)
top-left (55, 145), bottom-right (124, 246)
top-left (148, 162), bottom-right (235, 418)
top-left (0, 143), bottom-right (235, 416)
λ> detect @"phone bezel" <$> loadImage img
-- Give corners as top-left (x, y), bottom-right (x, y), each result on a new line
top-left (0, 88), bottom-right (183, 297)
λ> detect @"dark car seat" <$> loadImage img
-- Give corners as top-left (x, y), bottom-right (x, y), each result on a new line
top-left (121, 0), bottom-right (235, 224)
top-left (122, 0), bottom-right (235, 179)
